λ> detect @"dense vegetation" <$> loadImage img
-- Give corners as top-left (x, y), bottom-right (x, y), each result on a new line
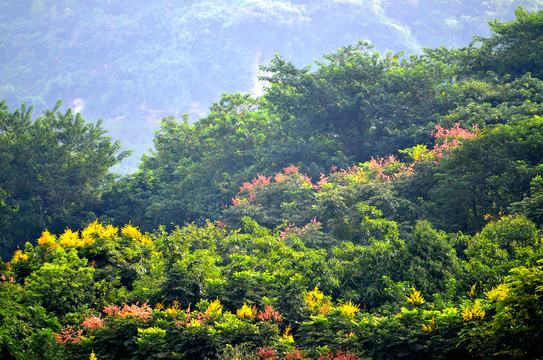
top-left (1, 6), bottom-right (543, 360)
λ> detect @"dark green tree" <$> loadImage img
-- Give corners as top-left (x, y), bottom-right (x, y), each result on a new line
top-left (470, 6), bottom-right (543, 80)
top-left (400, 221), bottom-right (463, 299)
top-left (428, 116), bottom-right (543, 233)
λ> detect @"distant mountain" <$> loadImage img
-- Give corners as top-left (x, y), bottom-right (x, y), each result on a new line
top-left (1, 0), bottom-right (542, 172)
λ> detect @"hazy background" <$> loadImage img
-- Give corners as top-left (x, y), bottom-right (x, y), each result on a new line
top-left (1, 0), bottom-right (542, 172)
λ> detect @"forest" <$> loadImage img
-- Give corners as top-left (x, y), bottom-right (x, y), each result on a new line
top-left (1, 6), bottom-right (543, 360)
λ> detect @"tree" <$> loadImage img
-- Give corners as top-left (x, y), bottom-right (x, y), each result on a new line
top-left (0, 99), bottom-right (129, 260)
top-left (428, 116), bottom-right (543, 233)
top-left (260, 41), bottom-right (455, 168)
top-left (464, 215), bottom-right (542, 287)
top-left (401, 221), bottom-right (463, 299)
top-left (470, 6), bottom-right (543, 80)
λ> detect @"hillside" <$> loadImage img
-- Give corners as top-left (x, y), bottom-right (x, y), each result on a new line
top-left (1, 6), bottom-right (543, 360)
top-left (1, 0), bottom-right (542, 172)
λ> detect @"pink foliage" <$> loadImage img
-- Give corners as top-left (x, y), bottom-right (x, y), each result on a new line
top-left (300, 218), bottom-right (323, 232)
top-left (432, 123), bottom-right (477, 140)
top-left (54, 325), bottom-right (83, 344)
top-left (279, 223), bottom-right (299, 240)
top-left (316, 173), bottom-right (328, 189)
top-left (253, 174), bottom-right (271, 186)
top-left (81, 316), bottom-right (104, 331)
top-left (274, 172), bottom-right (287, 183)
top-left (103, 301), bottom-right (153, 321)
top-left (285, 348), bottom-right (305, 360)
top-left (301, 175), bottom-right (314, 187)
top-left (258, 347), bottom-right (279, 360)
top-left (239, 182), bottom-right (253, 192)
top-left (257, 305), bottom-right (283, 322)
top-left (239, 174), bottom-right (270, 192)
top-left (360, 123), bottom-right (477, 182)
top-left (283, 165), bottom-right (299, 174)
top-left (103, 304), bottom-right (120, 316)
top-left (367, 156), bottom-right (399, 182)
top-left (431, 123), bottom-right (478, 159)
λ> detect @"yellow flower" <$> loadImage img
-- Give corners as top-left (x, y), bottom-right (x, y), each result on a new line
top-left (82, 221), bottom-right (118, 245)
top-left (407, 288), bottom-right (425, 306)
top-left (12, 250), bottom-right (28, 262)
top-left (206, 298), bottom-right (223, 315)
top-left (304, 286), bottom-right (324, 310)
top-left (164, 300), bottom-right (181, 317)
top-left (339, 300), bottom-right (360, 317)
top-left (281, 326), bottom-right (295, 344)
top-left (37, 230), bottom-right (59, 249)
top-left (102, 224), bottom-right (119, 238)
top-left (188, 318), bottom-right (201, 327)
top-left (82, 221), bottom-right (101, 244)
top-left (89, 350), bottom-right (99, 360)
top-left (121, 223), bottom-right (153, 246)
top-left (59, 228), bottom-right (80, 247)
top-left (462, 300), bottom-right (485, 321)
top-left (236, 303), bottom-right (256, 319)
top-left (121, 223), bottom-right (143, 239)
top-left (467, 283), bottom-right (477, 298)
top-left (283, 324), bottom-right (292, 339)
top-left (486, 283), bottom-right (509, 302)
top-left (422, 316), bottom-right (436, 332)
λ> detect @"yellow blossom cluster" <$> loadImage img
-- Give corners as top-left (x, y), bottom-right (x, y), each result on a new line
top-left (35, 221), bottom-right (156, 251)
top-left (59, 229), bottom-right (81, 247)
top-left (35, 222), bottom-right (132, 250)
top-left (486, 283), bottom-right (509, 302)
top-left (421, 316), bottom-right (436, 333)
top-left (406, 288), bottom-right (425, 306)
top-left (304, 286), bottom-right (324, 310)
top-left (121, 224), bottom-right (153, 246)
top-left (339, 300), bottom-right (360, 317)
top-left (81, 221), bottom-right (118, 245)
top-left (236, 302), bottom-right (257, 319)
top-left (461, 300), bottom-right (485, 321)
top-left (304, 286), bottom-right (332, 315)
top-left (206, 299), bottom-right (223, 315)
top-left (37, 230), bottom-right (59, 250)
top-left (281, 324), bottom-right (294, 344)
top-left (12, 250), bottom-right (29, 262)
top-left (164, 300), bottom-right (181, 318)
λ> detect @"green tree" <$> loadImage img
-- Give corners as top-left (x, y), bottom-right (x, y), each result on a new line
top-left (0, 99), bottom-right (129, 259)
top-left (428, 116), bottom-right (543, 233)
top-left (470, 6), bottom-right (543, 80)
top-left (401, 221), bottom-right (463, 299)
top-left (464, 215), bottom-right (542, 287)
top-left (260, 41), bottom-right (455, 169)
top-left (25, 247), bottom-right (95, 316)
top-left (101, 93), bottom-right (280, 231)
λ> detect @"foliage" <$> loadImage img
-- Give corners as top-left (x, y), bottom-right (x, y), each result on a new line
top-left (2, 7), bottom-right (543, 360)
